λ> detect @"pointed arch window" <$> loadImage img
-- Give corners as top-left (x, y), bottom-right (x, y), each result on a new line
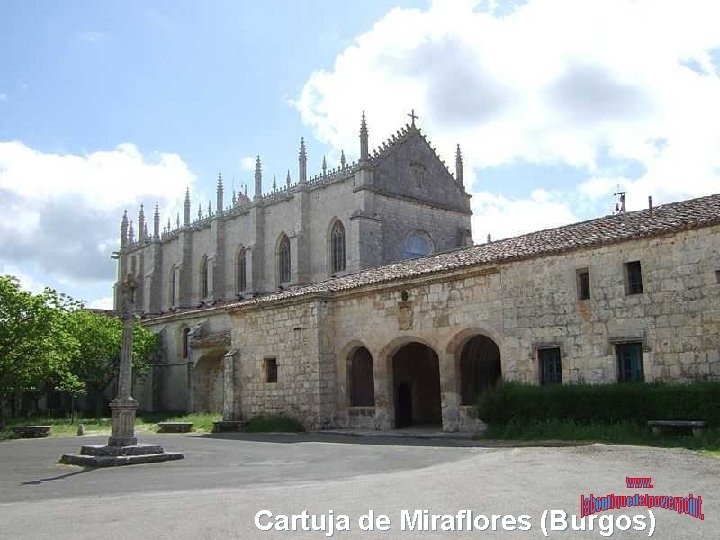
top-left (236, 247), bottom-right (247, 293)
top-left (330, 220), bottom-right (346, 274)
top-left (278, 234), bottom-right (291, 284)
top-left (200, 255), bottom-right (209, 299)
top-left (182, 327), bottom-right (190, 359)
top-left (403, 231), bottom-right (433, 260)
top-left (169, 268), bottom-right (177, 308)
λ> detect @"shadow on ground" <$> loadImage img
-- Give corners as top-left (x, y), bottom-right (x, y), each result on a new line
top-left (198, 431), bottom-right (590, 448)
top-left (22, 468), bottom-right (96, 485)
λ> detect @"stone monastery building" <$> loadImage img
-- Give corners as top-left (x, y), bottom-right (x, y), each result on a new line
top-left (116, 114), bottom-right (720, 431)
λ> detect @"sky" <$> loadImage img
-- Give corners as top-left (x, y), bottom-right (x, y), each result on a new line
top-left (1, 0), bottom-right (719, 309)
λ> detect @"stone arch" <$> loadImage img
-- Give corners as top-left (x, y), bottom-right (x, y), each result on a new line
top-left (348, 346), bottom-right (374, 406)
top-left (402, 229), bottom-right (434, 260)
top-left (448, 329), bottom-right (502, 406)
top-left (380, 335), bottom-right (436, 360)
top-left (382, 337), bottom-right (441, 428)
top-left (190, 349), bottom-right (227, 412)
top-left (276, 233), bottom-right (291, 285)
top-left (337, 340), bottom-right (372, 404)
top-left (328, 218), bottom-right (346, 275)
top-left (445, 327), bottom-right (502, 357)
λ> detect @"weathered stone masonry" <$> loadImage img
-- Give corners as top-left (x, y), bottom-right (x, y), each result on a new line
top-left (137, 193), bottom-right (720, 431)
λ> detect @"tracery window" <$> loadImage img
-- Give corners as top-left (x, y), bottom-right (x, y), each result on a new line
top-left (278, 234), bottom-right (291, 284)
top-left (330, 220), bottom-right (346, 274)
top-left (402, 231), bottom-right (433, 260)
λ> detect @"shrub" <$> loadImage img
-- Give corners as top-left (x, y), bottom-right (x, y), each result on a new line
top-left (244, 414), bottom-right (304, 433)
top-left (477, 382), bottom-right (720, 426)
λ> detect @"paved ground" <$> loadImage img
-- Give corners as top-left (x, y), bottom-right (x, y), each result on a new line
top-left (0, 433), bottom-right (717, 539)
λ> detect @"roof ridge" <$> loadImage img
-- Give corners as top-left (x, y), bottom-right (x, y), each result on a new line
top-left (226, 191), bottom-right (720, 309)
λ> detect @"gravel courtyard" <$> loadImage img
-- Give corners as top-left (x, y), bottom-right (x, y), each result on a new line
top-left (0, 433), bottom-right (716, 539)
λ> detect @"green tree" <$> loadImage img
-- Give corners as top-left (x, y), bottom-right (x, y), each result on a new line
top-left (66, 309), bottom-right (157, 417)
top-left (0, 276), bottom-right (81, 429)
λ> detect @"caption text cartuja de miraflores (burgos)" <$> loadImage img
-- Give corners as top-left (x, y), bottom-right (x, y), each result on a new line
top-left (254, 509), bottom-right (659, 537)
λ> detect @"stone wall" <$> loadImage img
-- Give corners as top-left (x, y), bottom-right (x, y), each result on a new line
top-left (228, 300), bottom-right (331, 426)
top-left (140, 214), bottom-right (719, 431)
top-left (119, 129), bottom-right (470, 316)
top-left (231, 223), bottom-right (718, 430)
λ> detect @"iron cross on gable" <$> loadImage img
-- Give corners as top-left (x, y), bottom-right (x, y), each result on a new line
top-left (408, 109), bottom-right (418, 126)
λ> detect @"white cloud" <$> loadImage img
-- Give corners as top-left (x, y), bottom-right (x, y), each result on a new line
top-left (295, 0), bottom-right (720, 238)
top-left (0, 142), bottom-right (194, 286)
top-left (0, 264), bottom-right (46, 295)
top-left (472, 190), bottom-right (578, 241)
top-left (240, 156), bottom-right (256, 171)
top-left (87, 296), bottom-right (114, 310)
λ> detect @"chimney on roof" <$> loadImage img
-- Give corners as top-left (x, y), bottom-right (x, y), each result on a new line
top-left (648, 195), bottom-right (653, 216)
top-left (614, 189), bottom-right (626, 215)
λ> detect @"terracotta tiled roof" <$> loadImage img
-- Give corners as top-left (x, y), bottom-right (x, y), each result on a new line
top-left (229, 193), bottom-right (720, 309)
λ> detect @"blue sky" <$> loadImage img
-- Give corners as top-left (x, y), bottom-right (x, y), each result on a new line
top-left (1, 0), bottom-right (719, 308)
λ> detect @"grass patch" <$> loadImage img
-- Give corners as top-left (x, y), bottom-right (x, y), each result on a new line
top-left (142, 412), bottom-right (221, 433)
top-left (1, 416), bottom-right (116, 438)
top-left (0, 411), bottom-right (222, 439)
top-left (481, 419), bottom-right (720, 452)
top-left (244, 415), bottom-right (304, 433)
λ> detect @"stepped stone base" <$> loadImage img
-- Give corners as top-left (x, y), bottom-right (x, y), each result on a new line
top-left (60, 443), bottom-right (184, 467)
top-left (212, 420), bottom-right (246, 433)
top-left (12, 426), bottom-right (51, 438)
top-left (158, 422), bottom-right (194, 433)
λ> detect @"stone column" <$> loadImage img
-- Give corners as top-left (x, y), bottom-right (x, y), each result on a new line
top-left (222, 350), bottom-right (238, 421)
top-left (108, 273), bottom-right (139, 447)
top-left (372, 349), bottom-right (393, 430)
top-left (438, 351), bottom-right (460, 432)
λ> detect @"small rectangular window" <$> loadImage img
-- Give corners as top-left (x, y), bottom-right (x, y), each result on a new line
top-left (577, 269), bottom-right (590, 300)
top-left (538, 347), bottom-right (562, 385)
top-left (715, 269), bottom-right (720, 284)
top-left (625, 261), bottom-right (643, 295)
top-left (264, 357), bottom-right (278, 383)
top-left (616, 342), bottom-right (644, 382)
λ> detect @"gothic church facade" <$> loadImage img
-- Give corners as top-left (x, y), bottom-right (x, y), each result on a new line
top-left (116, 117), bottom-right (720, 432)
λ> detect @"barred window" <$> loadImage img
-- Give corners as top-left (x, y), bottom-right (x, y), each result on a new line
top-left (625, 261), bottom-right (643, 295)
top-left (538, 347), bottom-right (562, 385)
top-left (577, 269), bottom-right (590, 300)
top-left (265, 357), bottom-right (278, 383)
top-left (616, 342), bottom-right (644, 382)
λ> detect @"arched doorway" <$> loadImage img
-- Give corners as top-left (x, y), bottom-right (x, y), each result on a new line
top-left (392, 342), bottom-right (441, 428)
top-left (459, 335), bottom-right (501, 405)
top-left (191, 350), bottom-right (226, 412)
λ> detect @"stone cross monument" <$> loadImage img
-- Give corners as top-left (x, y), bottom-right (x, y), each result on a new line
top-left (59, 247), bottom-right (184, 466)
top-left (107, 272), bottom-right (139, 447)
